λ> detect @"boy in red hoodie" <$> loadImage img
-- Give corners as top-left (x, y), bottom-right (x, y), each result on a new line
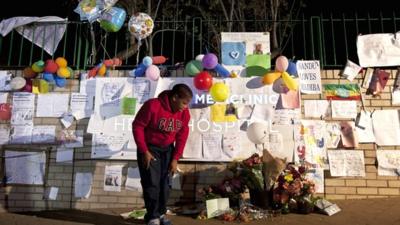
top-left (132, 83), bottom-right (193, 225)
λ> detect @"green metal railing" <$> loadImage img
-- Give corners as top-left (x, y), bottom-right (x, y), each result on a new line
top-left (0, 13), bottom-right (399, 70)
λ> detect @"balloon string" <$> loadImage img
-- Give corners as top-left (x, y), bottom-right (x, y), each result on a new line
top-left (136, 39), bottom-right (142, 65)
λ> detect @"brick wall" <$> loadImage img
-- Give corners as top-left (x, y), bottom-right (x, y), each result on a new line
top-left (0, 69), bottom-right (399, 212)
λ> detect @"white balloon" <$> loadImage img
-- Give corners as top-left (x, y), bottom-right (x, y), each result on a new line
top-left (10, 77), bottom-right (26, 90)
top-left (195, 54), bottom-right (204, 62)
top-left (246, 122), bottom-right (269, 144)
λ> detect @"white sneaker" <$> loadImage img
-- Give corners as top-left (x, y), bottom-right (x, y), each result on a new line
top-left (147, 218), bottom-right (160, 225)
top-left (160, 215), bottom-right (172, 225)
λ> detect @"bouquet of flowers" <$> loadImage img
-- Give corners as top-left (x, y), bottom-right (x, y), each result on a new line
top-left (272, 164), bottom-right (316, 214)
top-left (229, 153), bottom-right (264, 191)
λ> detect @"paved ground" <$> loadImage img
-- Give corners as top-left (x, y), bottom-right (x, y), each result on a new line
top-left (1, 197), bottom-right (400, 225)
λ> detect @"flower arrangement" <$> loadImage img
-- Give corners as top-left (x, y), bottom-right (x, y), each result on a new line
top-left (272, 164), bottom-right (316, 214)
top-left (228, 153), bottom-right (264, 191)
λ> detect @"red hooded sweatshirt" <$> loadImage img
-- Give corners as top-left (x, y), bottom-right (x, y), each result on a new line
top-left (132, 90), bottom-right (190, 160)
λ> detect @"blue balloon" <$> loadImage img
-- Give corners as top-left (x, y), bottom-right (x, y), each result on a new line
top-left (99, 7), bottom-right (127, 32)
top-left (215, 63), bottom-right (230, 78)
top-left (54, 75), bottom-right (66, 87)
top-left (286, 61), bottom-right (298, 77)
top-left (42, 72), bottom-right (55, 82)
top-left (134, 63), bottom-right (147, 77)
top-left (142, 56), bottom-right (153, 67)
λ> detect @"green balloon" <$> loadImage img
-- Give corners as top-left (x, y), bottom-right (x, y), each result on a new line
top-left (185, 60), bottom-right (203, 76)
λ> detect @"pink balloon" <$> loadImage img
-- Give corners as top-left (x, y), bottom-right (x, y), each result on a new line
top-left (275, 56), bottom-right (289, 72)
top-left (145, 65), bottom-right (160, 81)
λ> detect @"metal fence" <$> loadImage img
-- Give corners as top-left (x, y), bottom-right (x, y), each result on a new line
top-left (0, 13), bottom-right (399, 70)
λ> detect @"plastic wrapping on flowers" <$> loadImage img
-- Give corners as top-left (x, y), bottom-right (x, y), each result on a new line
top-left (229, 153), bottom-right (265, 191)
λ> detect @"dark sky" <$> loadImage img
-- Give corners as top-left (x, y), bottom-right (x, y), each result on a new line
top-left (1, 0), bottom-right (398, 20)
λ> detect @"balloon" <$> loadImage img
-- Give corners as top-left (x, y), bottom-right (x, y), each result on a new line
top-left (99, 7), bottom-right (126, 32)
top-left (23, 79), bottom-right (33, 92)
top-left (54, 75), bottom-right (66, 88)
top-left (102, 0), bottom-right (119, 9)
top-left (193, 71), bottom-right (213, 91)
top-left (281, 71), bottom-right (298, 90)
top-left (152, 56), bottom-right (168, 64)
top-left (0, 103), bottom-right (12, 120)
top-left (202, 53), bottom-right (218, 69)
top-left (43, 72), bottom-right (55, 82)
top-left (98, 64), bottom-right (107, 76)
top-left (44, 59), bottom-right (58, 73)
top-left (275, 55), bottom-right (289, 72)
top-left (246, 122), bottom-right (269, 144)
top-left (23, 67), bottom-right (37, 79)
top-left (134, 63), bottom-right (147, 77)
top-left (74, 0), bottom-right (101, 23)
top-left (128, 12), bottom-right (154, 40)
top-left (214, 64), bottom-right (230, 78)
top-left (185, 60), bottom-right (203, 76)
top-left (210, 82), bottom-right (229, 102)
top-left (286, 60), bottom-right (297, 77)
top-left (55, 57), bottom-right (68, 68)
top-left (262, 72), bottom-right (281, 85)
top-left (31, 60), bottom-right (44, 73)
top-left (195, 54), bottom-right (204, 61)
top-left (67, 67), bottom-right (74, 78)
top-left (57, 67), bottom-right (71, 78)
top-left (10, 77), bottom-right (26, 90)
top-left (145, 65), bottom-right (160, 81)
top-left (142, 56), bottom-right (153, 67)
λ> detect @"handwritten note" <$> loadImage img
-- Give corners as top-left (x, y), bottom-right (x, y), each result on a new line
top-left (328, 150), bottom-right (365, 177)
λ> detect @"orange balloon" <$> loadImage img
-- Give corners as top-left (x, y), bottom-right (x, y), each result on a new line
top-left (262, 72), bottom-right (281, 85)
top-left (152, 56), bottom-right (168, 64)
top-left (98, 64), bottom-right (107, 76)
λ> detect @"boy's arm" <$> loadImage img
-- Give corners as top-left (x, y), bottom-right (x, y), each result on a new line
top-left (132, 101), bottom-right (152, 153)
top-left (173, 110), bottom-right (190, 160)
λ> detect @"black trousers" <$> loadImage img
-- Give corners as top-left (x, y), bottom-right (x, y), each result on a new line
top-left (137, 145), bottom-right (173, 222)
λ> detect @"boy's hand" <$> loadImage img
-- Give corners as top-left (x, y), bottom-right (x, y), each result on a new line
top-left (169, 159), bottom-right (178, 175)
top-left (144, 151), bottom-right (155, 169)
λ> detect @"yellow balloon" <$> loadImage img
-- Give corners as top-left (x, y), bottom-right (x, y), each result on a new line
top-left (57, 67), bottom-right (71, 78)
top-left (262, 72), bottom-right (282, 85)
top-left (281, 71), bottom-right (298, 90)
top-left (210, 82), bottom-right (229, 102)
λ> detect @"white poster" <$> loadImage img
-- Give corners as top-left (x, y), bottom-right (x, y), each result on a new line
top-left (372, 110), bottom-right (400, 146)
top-left (70, 93), bottom-right (93, 120)
top-left (36, 93), bottom-right (69, 117)
top-left (9, 125), bottom-right (33, 144)
top-left (304, 100), bottom-right (330, 119)
top-left (104, 165), bottom-right (123, 192)
top-left (327, 150), bottom-right (365, 177)
top-left (0, 125), bottom-right (10, 145)
top-left (125, 167), bottom-right (142, 191)
top-left (376, 150), bottom-right (400, 176)
top-left (342, 60), bottom-right (362, 81)
top-left (0, 92), bottom-right (8, 103)
top-left (331, 100), bottom-right (358, 119)
top-left (297, 60), bottom-right (322, 94)
top-left (5, 151), bottom-right (46, 184)
top-left (74, 172), bottom-right (93, 198)
top-left (357, 32), bottom-right (400, 67)
top-left (32, 125), bottom-right (56, 143)
top-left (11, 92), bottom-right (35, 125)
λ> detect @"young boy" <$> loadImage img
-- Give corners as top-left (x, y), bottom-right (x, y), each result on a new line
top-left (132, 83), bottom-right (193, 225)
